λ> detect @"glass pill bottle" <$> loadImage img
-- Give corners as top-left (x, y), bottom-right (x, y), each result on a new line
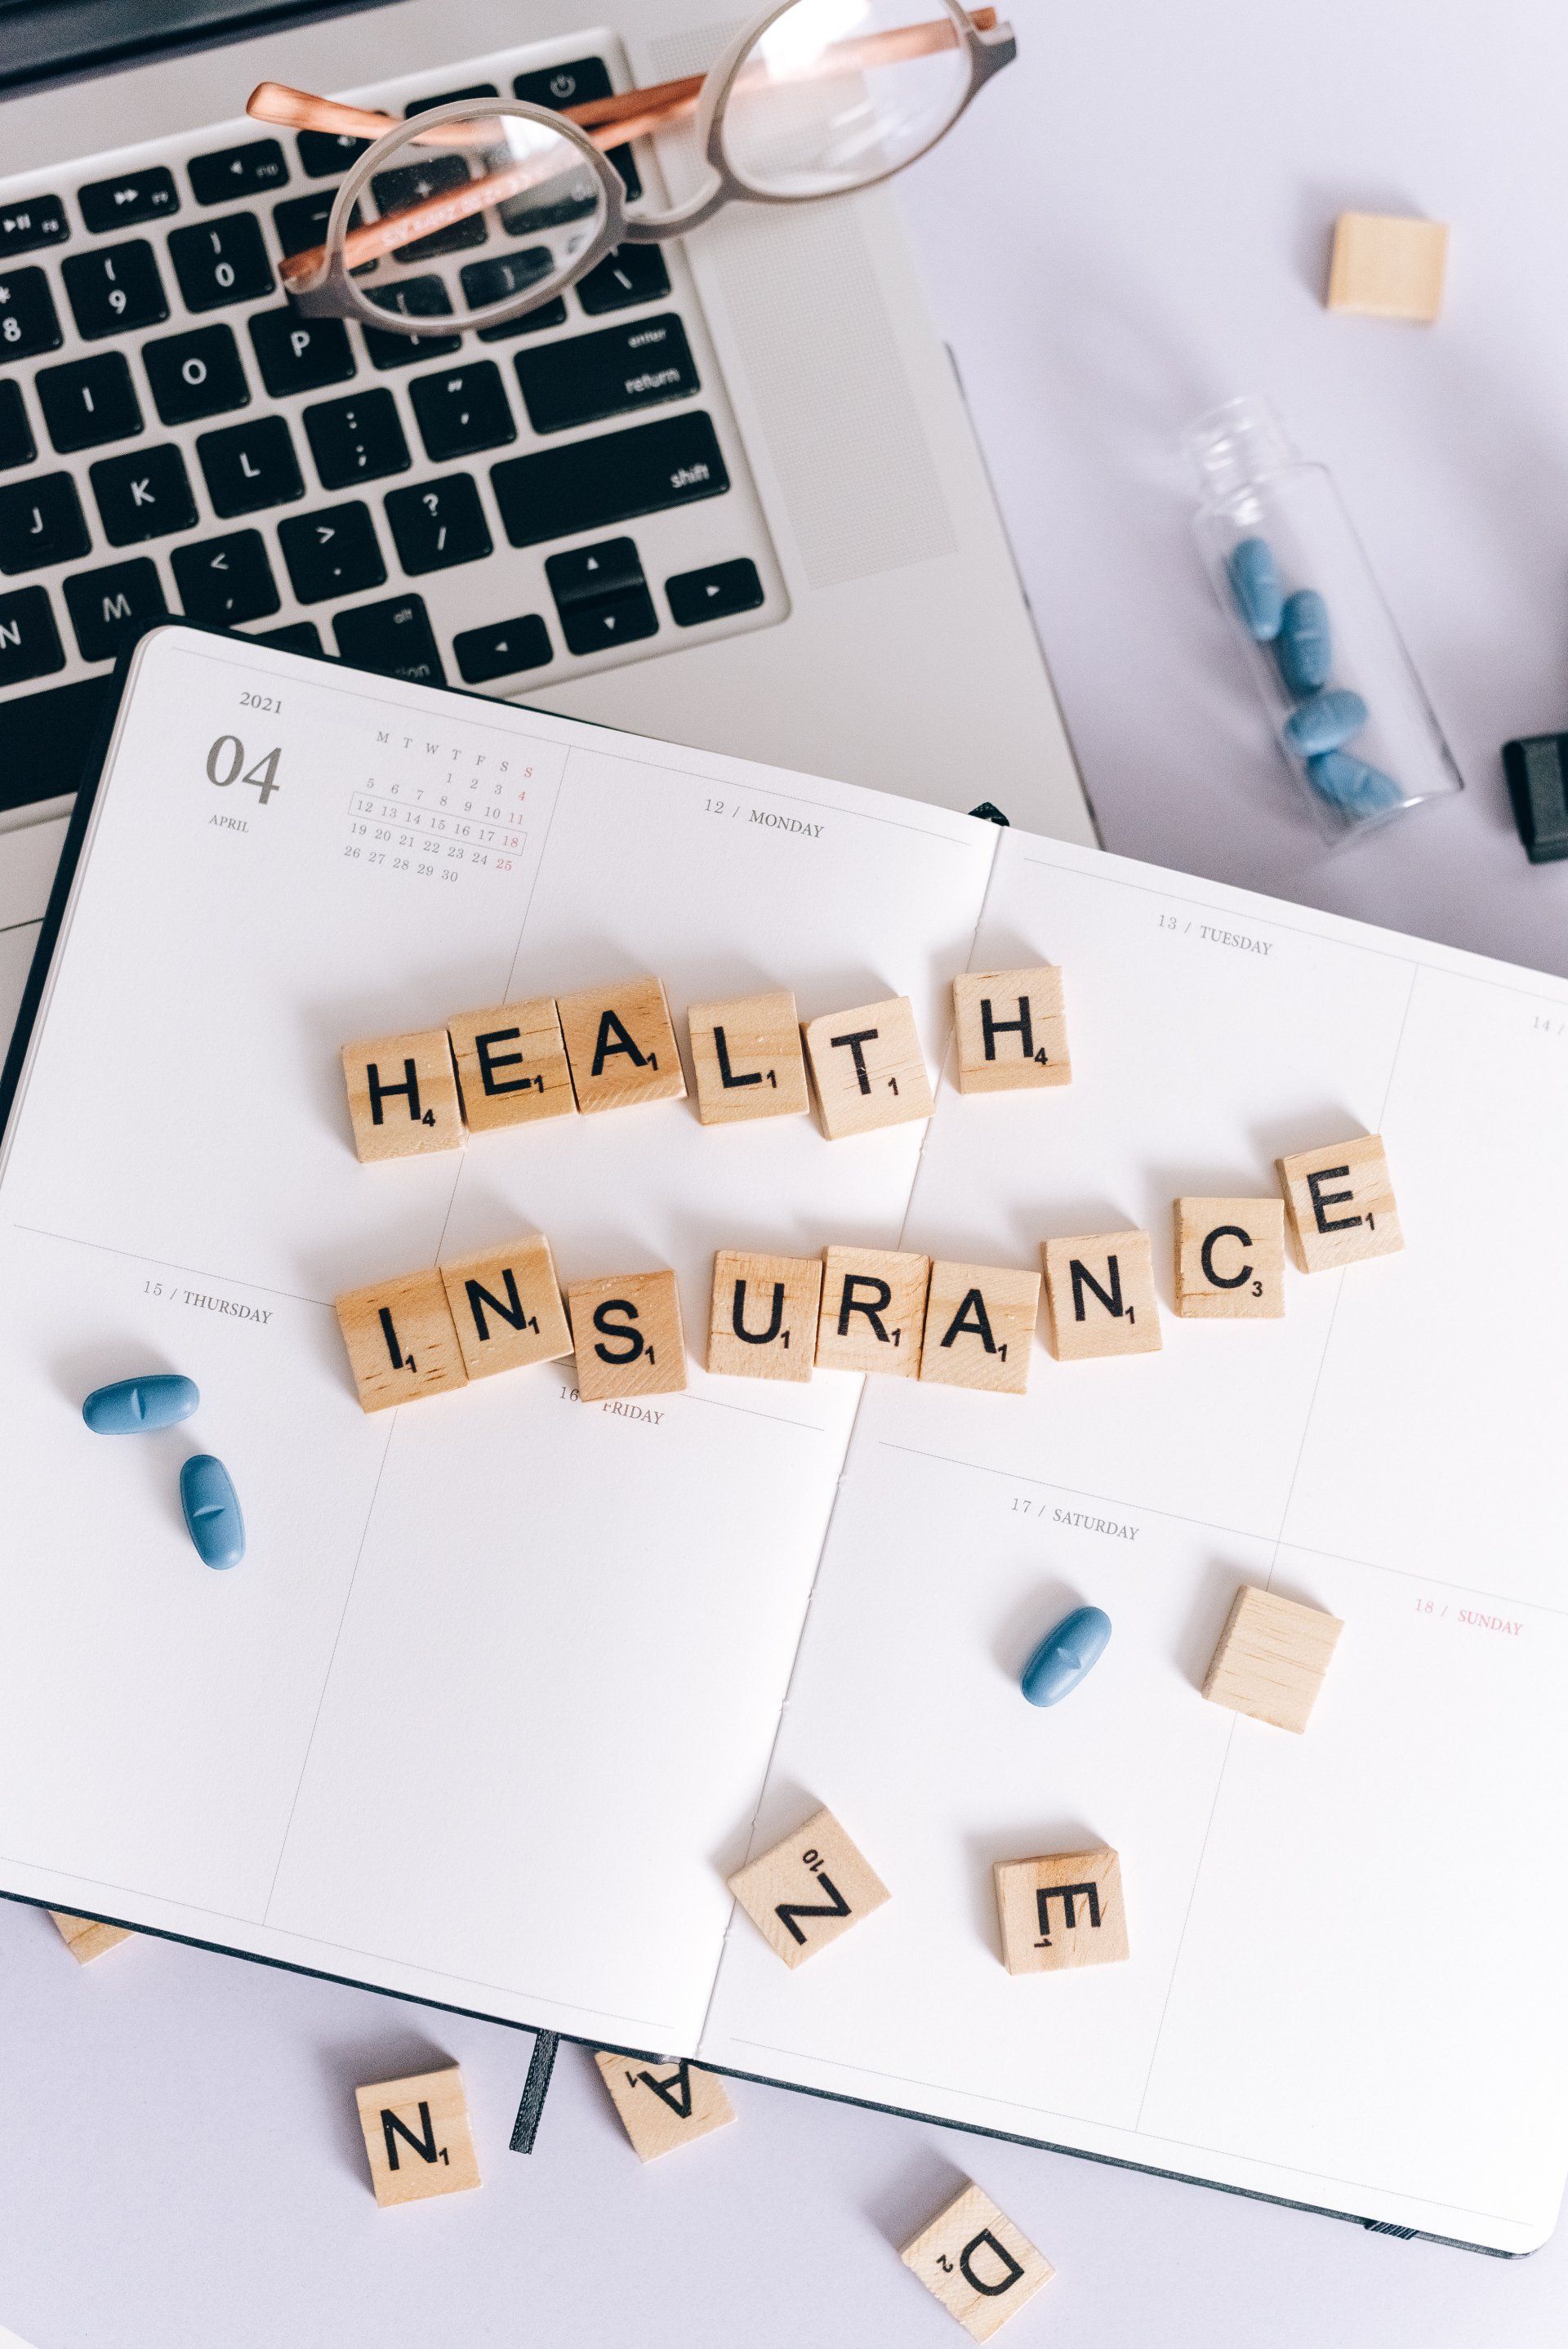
top-left (1187, 394), bottom-right (1463, 840)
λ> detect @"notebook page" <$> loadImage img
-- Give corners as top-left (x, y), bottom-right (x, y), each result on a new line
top-left (0, 627), bottom-right (994, 2051)
top-left (699, 828), bottom-right (1568, 2252)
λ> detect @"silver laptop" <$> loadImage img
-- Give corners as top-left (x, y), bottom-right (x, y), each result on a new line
top-left (0, 0), bottom-right (1095, 1013)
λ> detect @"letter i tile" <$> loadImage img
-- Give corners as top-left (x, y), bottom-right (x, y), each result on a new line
top-left (902, 2182), bottom-right (1055, 2341)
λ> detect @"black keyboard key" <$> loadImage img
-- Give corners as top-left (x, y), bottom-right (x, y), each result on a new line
top-left (143, 323), bottom-right (250, 425)
top-left (250, 619), bottom-right (323, 652)
top-left (404, 83), bottom-right (499, 114)
top-left (298, 129), bottom-right (370, 178)
top-left (554, 585), bottom-right (655, 655)
top-left (385, 473), bottom-right (492, 574)
top-left (197, 415), bottom-right (304, 517)
top-left (546, 537), bottom-right (655, 654)
top-left (278, 500), bottom-right (385, 602)
top-left (333, 591), bottom-right (444, 684)
top-left (303, 389), bottom-right (408, 489)
top-left (63, 241), bottom-right (167, 338)
top-left (78, 166), bottom-right (178, 233)
top-left (63, 556), bottom-right (167, 660)
top-left (462, 248), bottom-right (566, 338)
top-left (370, 154), bottom-right (487, 264)
top-left (172, 528), bottom-right (279, 626)
top-left (168, 214), bottom-right (274, 313)
top-left (492, 411), bottom-right (728, 548)
top-left (248, 306), bottom-right (355, 397)
top-left (0, 585), bottom-right (65, 686)
top-left (0, 675), bottom-right (111, 808)
top-left (479, 298), bottom-right (566, 343)
top-left (453, 612), bottom-right (551, 683)
top-left (0, 265), bottom-right (63, 359)
top-left (189, 140), bottom-right (289, 206)
top-left (0, 472), bottom-right (90, 573)
top-left (666, 556), bottom-right (764, 626)
top-left (0, 194), bottom-right (69, 259)
top-left (90, 443), bottom-right (196, 545)
top-left (0, 381), bottom-right (37, 470)
top-left (37, 352), bottom-right (142, 453)
top-left (363, 277), bottom-right (461, 368)
top-left (409, 360), bottom-right (514, 461)
top-left (576, 246), bottom-right (672, 317)
top-left (511, 59), bottom-right (640, 199)
top-left (273, 189), bottom-right (363, 261)
top-left (514, 313), bottom-right (697, 435)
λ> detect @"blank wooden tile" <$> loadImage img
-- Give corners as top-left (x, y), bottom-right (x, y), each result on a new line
top-left (439, 1232), bottom-right (572, 1380)
top-left (1327, 212), bottom-right (1447, 323)
top-left (728, 1804), bottom-right (889, 1969)
top-left (593, 2052), bottom-right (736, 2162)
top-left (1277, 1133), bottom-right (1402, 1273)
top-left (50, 1910), bottom-right (133, 1963)
top-left (708, 1250), bottom-right (822, 1382)
top-left (801, 996), bottom-right (934, 1139)
top-left (341, 1028), bottom-right (466, 1162)
top-left (815, 1246), bottom-right (929, 1376)
top-left (1203, 1584), bottom-right (1343, 1733)
top-left (335, 1266), bottom-right (469, 1411)
top-left (447, 998), bottom-right (575, 1131)
top-left (952, 966), bottom-right (1071, 1094)
top-left (994, 1846), bottom-right (1129, 1976)
top-left (902, 2182), bottom-right (1055, 2342)
top-left (1174, 1197), bottom-right (1285, 1319)
top-left (568, 1268), bottom-right (687, 1402)
top-left (556, 976), bottom-right (685, 1114)
top-left (1041, 1231), bottom-right (1161, 1360)
top-left (688, 990), bottom-right (809, 1125)
top-left (920, 1260), bottom-right (1040, 1395)
top-left (355, 2065), bottom-right (481, 2208)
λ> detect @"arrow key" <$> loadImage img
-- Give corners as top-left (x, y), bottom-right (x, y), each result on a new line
top-left (666, 557), bottom-right (764, 627)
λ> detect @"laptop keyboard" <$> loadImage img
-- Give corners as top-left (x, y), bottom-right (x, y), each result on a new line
top-left (0, 43), bottom-right (786, 810)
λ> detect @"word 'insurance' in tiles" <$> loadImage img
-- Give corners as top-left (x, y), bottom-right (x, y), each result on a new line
top-left (1203, 1584), bottom-right (1343, 1733)
top-left (728, 1805), bottom-right (889, 1968)
top-left (902, 2182), bottom-right (1055, 2342)
top-left (594, 2053), bottom-right (736, 2162)
top-left (355, 2065), bottom-right (481, 2207)
top-left (995, 1846), bottom-right (1129, 1975)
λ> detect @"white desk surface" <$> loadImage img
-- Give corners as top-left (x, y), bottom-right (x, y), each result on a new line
top-left (7, 0), bottom-right (1568, 2341)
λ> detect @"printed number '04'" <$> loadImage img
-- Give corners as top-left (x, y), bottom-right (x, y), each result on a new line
top-left (206, 735), bottom-right (282, 805)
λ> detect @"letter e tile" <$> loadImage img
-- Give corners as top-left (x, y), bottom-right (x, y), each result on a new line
top-left (993, 1846), bottom-right (1129, 1975)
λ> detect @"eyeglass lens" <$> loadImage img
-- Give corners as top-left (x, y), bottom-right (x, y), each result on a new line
top-left (722, 0), bottom-right (973, 198)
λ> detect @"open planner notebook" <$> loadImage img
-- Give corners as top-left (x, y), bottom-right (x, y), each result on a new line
top-left (3, 626), bottom-right (1567, 2255)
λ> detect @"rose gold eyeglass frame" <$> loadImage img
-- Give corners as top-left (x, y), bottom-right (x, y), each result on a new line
top-left (247, 2), bottom-right (1013, 339)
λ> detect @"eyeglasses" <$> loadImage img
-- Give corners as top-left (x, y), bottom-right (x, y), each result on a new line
top-left (247, 2), bottom-right (1014, 341)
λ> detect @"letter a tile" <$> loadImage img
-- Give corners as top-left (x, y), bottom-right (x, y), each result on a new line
top-left (1040, 1230), bottom-right (1161, 1360)
top-left (688, 990), bottom-right (809, 1124)
top-left (707, 1250), bottom-right (822, 1381)
top-left (919, 1260), bottom-right (1040, 1394)
top-left (440, 1231), bottom-right (572, 1379)
top-left (355, 2064), bottom-right (481, 2207)
top-left (727, 1804), bottom-right (889, 1969)
top-left (593, 2051), bottom-right (736, 2161)
top-left (568, 1268), bottom-right (687, 1402)
top-left (902, 2182), bottom-right (1054, 2342)
top-left (1276, 1133), bottom-right (1402, 1273)
top-left (335, 1266), bottom-right (469, 1411)
top-left (952, 965), bottom-right (1071, 1094)
top-left (341, 1028), bottom-right (466, 1162)
top-left (994, 1847), bottom-right (1129, 1976)
top-left (801, 996), bottom-right (934, 1139)
top-left (556, 976), bottom-right (685, 1114)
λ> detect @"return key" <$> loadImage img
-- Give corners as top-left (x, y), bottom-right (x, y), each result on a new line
top-left (513, 314), bottom-right (699, 435)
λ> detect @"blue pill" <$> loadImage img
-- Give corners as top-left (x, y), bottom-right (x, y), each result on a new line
top-left (1283, 688), bottom-right (1369, 758)
top-left (1227, 538), bottom-right (1283, 640)
top-left (1275, 589), bottom-right (1332, 695)
top-left (1306, 751), bottom-right (1405, 819)
top-left (1020, 1605), bottom-right (1112, 1708)
top-left (180, 1453), bottom-right (245, 1569)
top-left (82, 1374), bottom-right (199, 1434)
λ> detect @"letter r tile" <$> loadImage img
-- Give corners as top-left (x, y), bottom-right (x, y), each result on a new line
top-left (726, 1803), bottom-right (889, 1969)
top-left (993, 1846), bottom-right (1129, 1975)
top-left (354, 2065), bottom-right (481, 2208)
top-left (901, 2182), bottom-right (1054, 2341)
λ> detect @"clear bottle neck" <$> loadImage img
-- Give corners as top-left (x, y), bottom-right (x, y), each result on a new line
top-left (1186, 394), bottom-right (1303, 508)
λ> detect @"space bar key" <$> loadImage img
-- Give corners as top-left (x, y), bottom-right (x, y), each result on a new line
top-left (490, 412), bottom-right (729, 550)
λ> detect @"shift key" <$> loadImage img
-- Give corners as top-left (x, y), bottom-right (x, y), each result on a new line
top-left (492, 411), bottom-right (728, 548)
top-left (513, 312), bottom-right (698, 434)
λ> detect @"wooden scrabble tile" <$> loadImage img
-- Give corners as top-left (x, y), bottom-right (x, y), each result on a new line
top-left (341, 1028), bottom-right (466, 1162)
top-left (1041, 1231), bottom-right (1161, 1360)
top-left (902, 2182), bottom-right (1055, 2342)
top-left (447, 998), bottom-right (575, 1132)
top-left (994, 1846), bottom-right (1129, 1976)
top-left (439, 1232), bottom-right (572, 1380)
top-left (1277, 1133), bottom-right (1403, 1273)
top-left (355, 2064), bottom-right (481, 2208)
top-left (335, 1266), bottom-right (469, 1411)
top-left (1327, 212), bottom-right (1447, 323)
top-left (593, 2052), bottom-right (736, 2162)
top-left (727, 1804), bottom-right (889, 1969)
top-left (568, 1268), bottom-right (687, 1402)
top-left (707, 1250), bottom-right (822, 1381)
top-left (815, 1246), bottom-right (929, 1376)
top-left (555, 976), bottom-right (685, 1114)
top-left (50, 1910), bottom-right (133, 1963)
top-left (1202, 1584), bottom-right (1343, 1733)
top-left (1174, 1197), bottom-right (1285, 1319)
top-left (801, 996), bottom-right (934, 1139)
top-left (952, 965), bottom-right (1071, 1094)
top-left (920, 1260), bottom-right (1040, 1395)
top-left (687, 989), bottom-right (809, 1125)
